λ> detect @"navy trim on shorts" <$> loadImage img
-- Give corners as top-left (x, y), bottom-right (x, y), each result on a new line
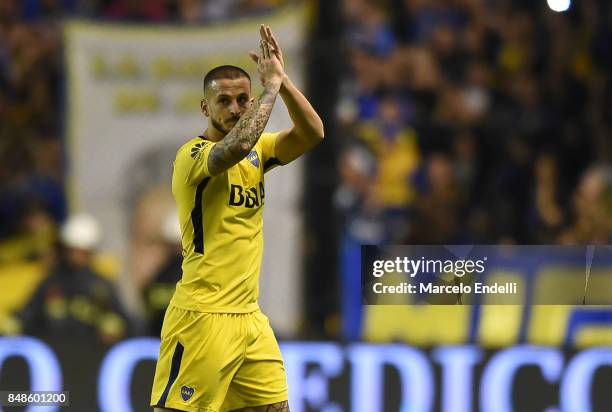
top-left (156, 341), bottom-right (185, 408)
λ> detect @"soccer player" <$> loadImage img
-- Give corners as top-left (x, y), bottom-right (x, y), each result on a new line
top-left (150, 25), bottom-right (324, 412)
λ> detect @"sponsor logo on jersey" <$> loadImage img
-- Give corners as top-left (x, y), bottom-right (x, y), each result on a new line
top-left (181, 385), bottom-right (195, 401)
top-left (190, 142), bottom-right (206, 160)
top-left (246, 150), bottom-right (260, 167)
top-left (228, 182), bottom-right (265, 208)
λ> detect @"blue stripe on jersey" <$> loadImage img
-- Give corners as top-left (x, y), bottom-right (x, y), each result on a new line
top-left (191, 177), bottom-right (210, 254)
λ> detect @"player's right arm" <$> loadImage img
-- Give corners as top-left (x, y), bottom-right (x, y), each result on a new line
top-left (207, 84), bottom-right (278, 176)
top-left (206, 41), bottom-right (285, 177)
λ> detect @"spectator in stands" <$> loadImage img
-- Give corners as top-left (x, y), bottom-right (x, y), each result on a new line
top-left (560, 165), bottom-right (612, 244)
top-left (16, 214), bottom-right (130, 344)
top-left (356, 93), bottom-right (420, 241)
top-left (528, 153), bottom-right (566, 243)
top-left (410, 153), bottom-right (465, 243)
top-left (141, 209), bottom-right (183, 336)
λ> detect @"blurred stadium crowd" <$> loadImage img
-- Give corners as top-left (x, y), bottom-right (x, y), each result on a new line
top-left (0, 0), bottom-right (611, 343)
top-left (336, 0), bottom-right (612, 249)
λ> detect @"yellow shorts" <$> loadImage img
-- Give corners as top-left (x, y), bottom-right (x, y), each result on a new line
top-left (150, 305), bottom-right (288, 412)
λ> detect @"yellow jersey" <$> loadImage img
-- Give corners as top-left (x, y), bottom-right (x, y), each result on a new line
top-left (169, 132), bottom-right (281, 313)
top-left (359, 122), bottom-right (420, 208)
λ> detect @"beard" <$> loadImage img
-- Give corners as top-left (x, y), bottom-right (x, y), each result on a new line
top-left (211, 116), bottom-right (239, 135)
top-left (211, 117), bottom-right (230, 135)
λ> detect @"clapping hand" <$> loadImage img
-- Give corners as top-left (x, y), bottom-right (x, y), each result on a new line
top-left (249, 24), bottom-right (285, 87)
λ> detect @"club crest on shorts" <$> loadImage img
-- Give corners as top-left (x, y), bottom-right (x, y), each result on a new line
top-left (246, 150), bottom-right (260, 167)
top-left (181, 385), bottom-right (195, 401)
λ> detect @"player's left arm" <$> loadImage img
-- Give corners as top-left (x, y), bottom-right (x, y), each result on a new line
top-left (262, 25), bottom-right (324, 164)
top-left (275, 75), bottom-right (325, 163)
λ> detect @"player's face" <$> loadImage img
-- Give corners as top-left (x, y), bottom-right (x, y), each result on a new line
top-left (201, 77), bottom-right (253, 135)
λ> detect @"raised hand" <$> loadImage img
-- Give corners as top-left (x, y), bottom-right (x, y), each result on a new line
top-left (261, 24), bottom-right (284, 69)
top-left (249, 25), bottom-right (285, 87)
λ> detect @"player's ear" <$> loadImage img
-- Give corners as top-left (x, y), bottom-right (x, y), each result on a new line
top-left (250, 97), bottom-right (255, 104)
top-left (201, 98), bottom-right (209, 117)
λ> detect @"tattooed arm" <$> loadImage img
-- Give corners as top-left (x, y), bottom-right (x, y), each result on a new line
top-left (228, 400), bottom-right (290, 411)
top-left (207, 82), bottom-right (280, 176)
top-left (206, 38), bottom-right (285, 176)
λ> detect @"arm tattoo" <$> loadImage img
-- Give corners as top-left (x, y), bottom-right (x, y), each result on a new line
top-left (264, 402), bottom-right (289, 412)
top-left (232, 401), bottom-right (289, 412)
top-left (229, 400), bottom-right (289, 412)
top-left (207, 85), bottom-right (278, 175)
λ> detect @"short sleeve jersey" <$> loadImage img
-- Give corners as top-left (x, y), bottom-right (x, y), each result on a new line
top-left (170, 132), bottom-right (282, 313)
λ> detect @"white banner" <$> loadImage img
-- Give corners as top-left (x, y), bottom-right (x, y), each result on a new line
top-left (65, 8), bottom-right (306, 335)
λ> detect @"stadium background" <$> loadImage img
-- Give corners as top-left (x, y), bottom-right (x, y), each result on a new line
top-left (0, 0), bottom-right (611, 411)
